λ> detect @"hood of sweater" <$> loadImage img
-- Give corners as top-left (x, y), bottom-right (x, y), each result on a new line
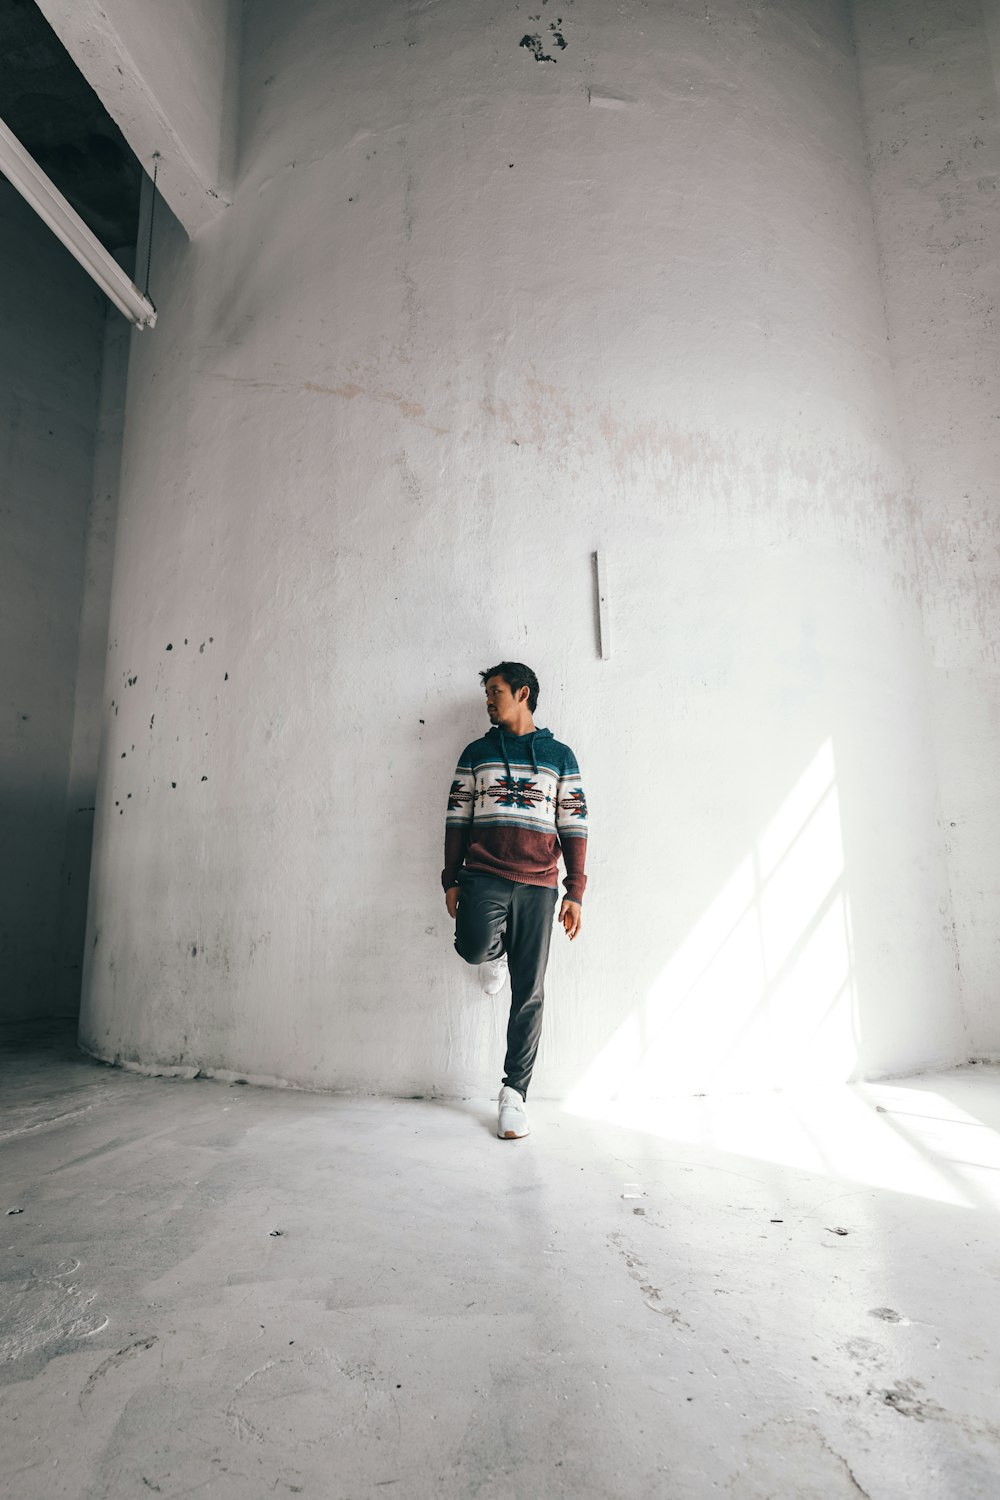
top-left (485, 724), bottom-right (553, 779)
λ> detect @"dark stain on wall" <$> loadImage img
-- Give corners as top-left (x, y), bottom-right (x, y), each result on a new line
top-left (520, 33), bottom-right (554, 62)
top-left (520, 15), bottom-right (567, 62)
top-left (105, 634), bottom-right (224, 817)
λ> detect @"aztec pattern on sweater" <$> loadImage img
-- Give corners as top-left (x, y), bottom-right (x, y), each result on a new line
top-left (443, 726), bottom-right (588, 902)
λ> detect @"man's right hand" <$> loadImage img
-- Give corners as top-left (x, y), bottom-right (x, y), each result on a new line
top-left (445, 886), bottom-right (460, 921)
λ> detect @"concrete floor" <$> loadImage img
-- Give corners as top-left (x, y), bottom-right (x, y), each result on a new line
top-left (2, 1026), bottom-right (1000, 1499)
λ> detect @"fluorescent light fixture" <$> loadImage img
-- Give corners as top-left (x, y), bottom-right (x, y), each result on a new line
top-left (0, 114), bottom-right (157, 329)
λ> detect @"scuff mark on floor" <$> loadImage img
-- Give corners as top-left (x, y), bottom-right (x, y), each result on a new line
top-left (727, 1419), bottom-right (873, 1498)
top-left (874, 1378), bottom-right (948, 1422)
top-left (608, 1231), bottom-right (692, 1328)
top-left (227, 1405), bottom-right (267, 1444)
top-left (1, 1258), bottom-right (109, 1364)
top-left (80, 1335), bottom-right (158, 1408)
top-left (0, 1100), bottom-right (102, 1142)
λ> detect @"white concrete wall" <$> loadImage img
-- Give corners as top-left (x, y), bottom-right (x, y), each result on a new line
top-left (854, 0), bottom-right (1000, 1058)
top-left (0, 183), bottom-right (106, 1020)
top-left (36, 0), bottom-right (241, 235)
top-left (80, 0), bottom-right (965, 1095)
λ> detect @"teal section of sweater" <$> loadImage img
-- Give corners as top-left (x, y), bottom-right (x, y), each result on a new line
top-left (458, 726), bottom-right (581, 781)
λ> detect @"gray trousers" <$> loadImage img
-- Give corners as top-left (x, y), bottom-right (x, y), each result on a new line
top-left (454, 869), bottom-right (559, 1099)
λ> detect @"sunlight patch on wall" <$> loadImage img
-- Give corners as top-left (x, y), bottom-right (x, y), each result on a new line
top-left (567, 740), bottom-right (857, 1103)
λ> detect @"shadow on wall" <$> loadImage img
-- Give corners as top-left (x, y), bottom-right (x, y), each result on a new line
top-left (0, 792), bottom-right (78, 1023)
top-left (565, 740), bottom-right (858, 1106)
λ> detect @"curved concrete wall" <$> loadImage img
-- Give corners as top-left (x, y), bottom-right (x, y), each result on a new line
top-left (80, 0), bottom-right (964, 1094)
top-left (855, 0), bottom-right (1000, 1058)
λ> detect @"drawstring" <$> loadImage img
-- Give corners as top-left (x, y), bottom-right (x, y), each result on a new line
top-left (500, 730), bottom-right (512, 784)
top-left (498, 729), bottom-right (538, 780)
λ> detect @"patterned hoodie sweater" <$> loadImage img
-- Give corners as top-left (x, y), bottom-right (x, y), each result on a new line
top-left (442, 726), bottom-right (588, 902)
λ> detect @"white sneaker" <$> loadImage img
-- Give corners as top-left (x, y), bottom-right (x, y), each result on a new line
top-left (479, 952), bottom-right (508, 996)
top-left (498, 1085), bottom-right (530, 1140)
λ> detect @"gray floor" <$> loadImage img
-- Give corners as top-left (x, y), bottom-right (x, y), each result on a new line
top-left (2, 1025), bottom-right (999, 1499)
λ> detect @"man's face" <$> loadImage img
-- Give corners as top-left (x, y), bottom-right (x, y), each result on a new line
top-left (485, 675), bottom-right (524, 729)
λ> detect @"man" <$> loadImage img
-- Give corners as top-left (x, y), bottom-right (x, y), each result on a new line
top-left (443, 662), bottom-right (588, 1140)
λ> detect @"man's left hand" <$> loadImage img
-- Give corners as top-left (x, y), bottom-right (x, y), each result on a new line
top-left (559, 900), bottom-right (582, 941)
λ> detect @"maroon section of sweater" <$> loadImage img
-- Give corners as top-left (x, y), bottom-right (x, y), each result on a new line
top-left (442, 824), bottom-right (587, 903)
top-left (560, 836), bottom-right (587, 904)
top-left (443, 825), bottom-right (471, 891)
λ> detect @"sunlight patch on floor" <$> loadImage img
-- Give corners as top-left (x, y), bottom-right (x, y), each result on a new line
top-left (563, 1080), bottom-right (1000, 1210)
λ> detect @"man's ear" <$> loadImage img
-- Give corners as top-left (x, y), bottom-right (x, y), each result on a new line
top-left (517, 686), bottom-right (530, 704)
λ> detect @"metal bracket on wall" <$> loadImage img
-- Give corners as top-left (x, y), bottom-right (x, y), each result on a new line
top-left (593, 549), bottom-right (611, 660)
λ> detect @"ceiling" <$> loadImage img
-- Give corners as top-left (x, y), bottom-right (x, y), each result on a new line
top-left (0, 0), bottom-right (141, 249)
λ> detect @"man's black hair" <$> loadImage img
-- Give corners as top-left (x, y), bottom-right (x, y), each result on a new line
top-left (480, 661), bottom-right (540, 714)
